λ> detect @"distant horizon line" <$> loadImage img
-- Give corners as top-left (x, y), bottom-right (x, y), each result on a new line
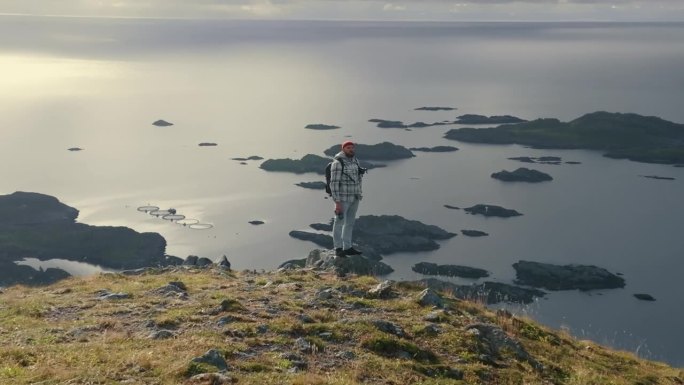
top-left (1, 12), bottom-right (683, 24)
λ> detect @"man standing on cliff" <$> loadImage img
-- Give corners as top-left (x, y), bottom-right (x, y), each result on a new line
top-left (330, 141), bottom-right (364, 258)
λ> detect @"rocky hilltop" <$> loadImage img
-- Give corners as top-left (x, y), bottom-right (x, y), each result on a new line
top-left (0, 265), bottom-right (680, 385)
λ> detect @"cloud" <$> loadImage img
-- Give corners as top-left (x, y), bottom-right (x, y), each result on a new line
top-left (383, 3), bottom-right (407, 12)
top-left (1, 0), bottom-right (683, 20)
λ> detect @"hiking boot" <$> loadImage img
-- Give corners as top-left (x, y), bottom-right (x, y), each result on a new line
top-left (343, 247), bottom-right (362, 256)
top-left (335, 248), bottom-right (347, 258)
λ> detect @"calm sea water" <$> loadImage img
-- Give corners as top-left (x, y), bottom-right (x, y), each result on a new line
top-left (1, 17), bottom-right (683, 366)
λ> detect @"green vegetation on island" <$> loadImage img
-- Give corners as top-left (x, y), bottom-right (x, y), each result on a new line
top-left (444, 111), bottom-right (684, 165)
top-left (323, 142), bottom-right (415, 160)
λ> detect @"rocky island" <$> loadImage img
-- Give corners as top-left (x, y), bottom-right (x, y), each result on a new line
top-left (0, 192), bottom-right (177, 287)
top-left (508, 156), bottom-right (563, 165)
top-left (513, 260), bottom-right (626, 291)
top-left (323, 142), bottom-right (415, 160)
top-left (289, 215), bottom-right (456, 257)
top-left (455, 114), bottom-right (527, 124)
top-left (412, 262), bottom-right (489, 279)
top-left (305, 124), bottom-right (340, 130)
top-left (368, 119), bottom-right (452, 129)
top-left (295, 181), bottom-right (327, 190)
top-left (409, 146), bottom-right (459, 153)
top-left (261, 154), bottom-right (383, 174)
top-left (415, 106), bottom-right (457, 111)
top-left (231, 156), bottom-right (264, 161)
top-left (152, 119), bottom-right (173, 127)
top-left (464, 204), bottom-right (523, 218)
top-left (491, 168), bottom-right (553, 182)
top-left (445, 111), bottom-right (684, 165)
top-left (461, 230), bottom-right (489, 237)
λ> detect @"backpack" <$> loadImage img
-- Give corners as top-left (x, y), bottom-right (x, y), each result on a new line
top-left (324, 159), bottom-right (344, 195)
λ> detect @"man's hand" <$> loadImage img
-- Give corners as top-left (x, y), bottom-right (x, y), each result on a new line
top-left (334, 202), bottom-right (343, 215)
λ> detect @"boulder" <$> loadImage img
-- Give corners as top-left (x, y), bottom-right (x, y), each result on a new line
top-left (373, 320), bottom-right (406, 337)
top-left (191, 349), bottom-right (229, 372)
top-left (367, 280), bottom-right (395, 299)
top-left (417, 288), bottom-right (444, 308)
top-left (217, 255), bottom-right (231, 270)
top-left (183, 256), bottom-right (199, 266)
top-left (302, 249), bottom-right (393, 276)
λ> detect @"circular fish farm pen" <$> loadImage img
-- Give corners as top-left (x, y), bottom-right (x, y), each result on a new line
top-left (188, 223), bottom-right (214, 230)
top-left (137, 205), bottom-right (160, 213)
top-left (137, 206), bottom-right (213, 230)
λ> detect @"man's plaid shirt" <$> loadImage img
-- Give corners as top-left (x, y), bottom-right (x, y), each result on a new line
top-left (330, 152), bottom-right (363, 202)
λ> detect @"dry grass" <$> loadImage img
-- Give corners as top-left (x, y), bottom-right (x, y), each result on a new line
top-left (0, 268), bottom-right (681, 385)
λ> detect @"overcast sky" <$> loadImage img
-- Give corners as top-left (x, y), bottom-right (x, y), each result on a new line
top-left (1, 0), bottom-right (684, 21)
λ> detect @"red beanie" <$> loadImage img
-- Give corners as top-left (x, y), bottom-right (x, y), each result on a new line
top-left (341, 140), bottom-right (355, 149)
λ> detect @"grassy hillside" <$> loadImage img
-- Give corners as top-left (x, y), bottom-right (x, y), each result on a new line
top-left (0, 267), bottom-right (681, 385)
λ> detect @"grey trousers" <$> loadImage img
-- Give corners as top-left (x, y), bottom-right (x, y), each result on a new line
top-left (332, 198), bottom-right (360, 250)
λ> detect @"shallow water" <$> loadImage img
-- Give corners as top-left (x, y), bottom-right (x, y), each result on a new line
top-left (1, 17), bottom-right (683, 365)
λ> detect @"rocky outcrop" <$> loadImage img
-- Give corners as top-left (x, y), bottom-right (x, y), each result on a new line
top-left (412, 262), bottom-right (489, 279)
top-left (279, 249), bottom-right (393, 276)
top-left (513, 260), bottom-right (625, 291)
top-left (415, 278), bottom-right (545, 304)
top-left (323, 142), bottom-right (415, 160)
top-left (491, 168), bottom-right (553, 182)
top-left (464, 204), bottom-right (522, 218)
top-left (466, 323), bottom-right (542, 370)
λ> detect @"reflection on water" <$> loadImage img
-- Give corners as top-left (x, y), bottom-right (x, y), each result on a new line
top-left (16, 258), bottom-right (115, 276)
top-left (1, 18), bottom-right (684, 366)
